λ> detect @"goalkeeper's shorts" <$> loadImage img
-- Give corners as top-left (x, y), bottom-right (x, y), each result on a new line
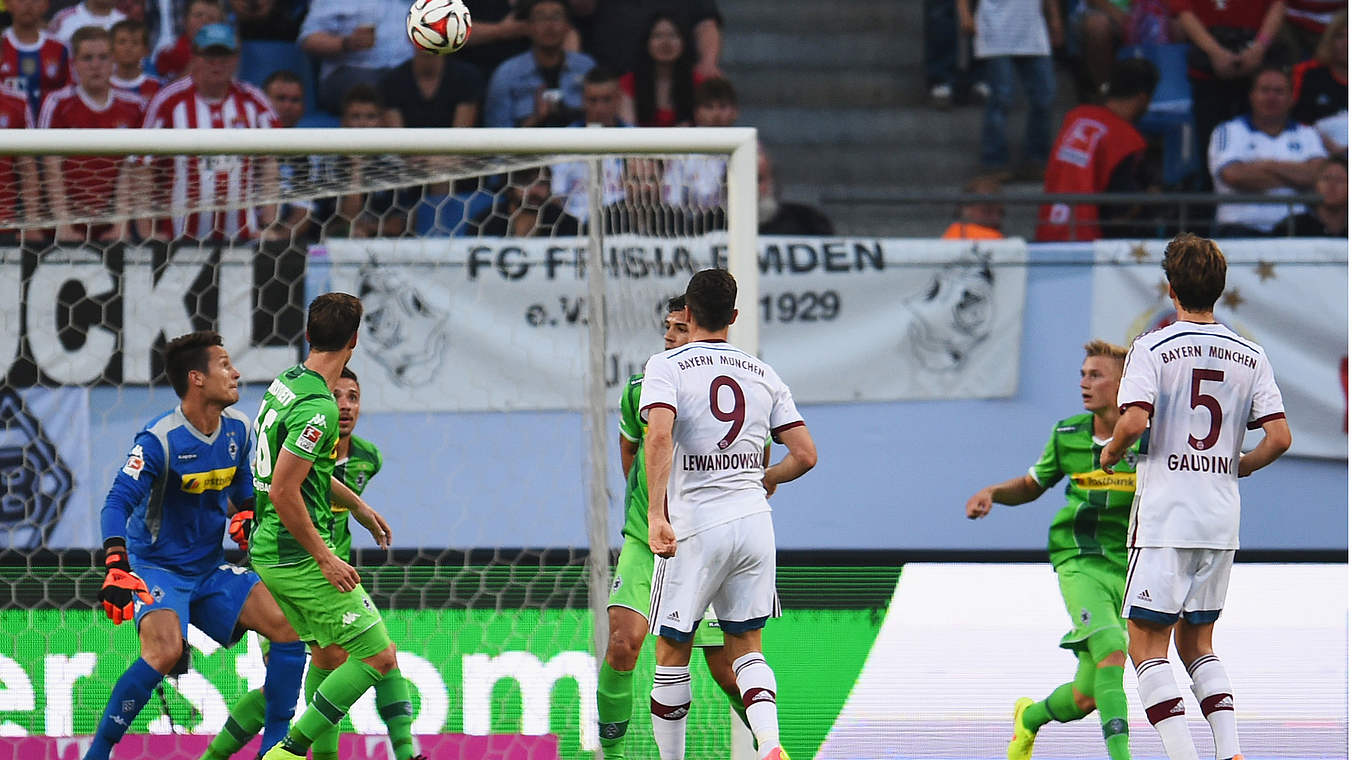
top-left (132, 560), bottom-right (260, 646)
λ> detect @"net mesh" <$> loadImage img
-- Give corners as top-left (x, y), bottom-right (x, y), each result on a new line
top-left (0, 145), bottom-right (745, 760)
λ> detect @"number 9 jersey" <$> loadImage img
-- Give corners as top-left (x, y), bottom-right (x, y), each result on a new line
top-left (1117, 321), bottom-right (1285, 550)
top-left (639, 340), bottom-right (804, 540)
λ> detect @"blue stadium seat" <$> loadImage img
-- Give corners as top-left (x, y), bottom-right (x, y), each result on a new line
top-left (1117, 43), bottom-right (1199, 186)
top-left (411, 191), bottom-right (497, 237)
top-left (236, 40), bottom-right (319, 115)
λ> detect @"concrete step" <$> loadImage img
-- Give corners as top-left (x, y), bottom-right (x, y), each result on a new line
top-left (744, 105), bottom-right (984, 144)
top-left (724, 31), bottom-right (922, 70)
top-left (767, 142), bottom-right (983, 186)
top-left (721, 0), bottom-right (919, 34)
top-left (730, 68), bottom-right (913, 109)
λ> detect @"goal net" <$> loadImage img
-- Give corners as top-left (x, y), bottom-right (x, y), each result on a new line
top-left (0, 127), bottom-right (758, 760)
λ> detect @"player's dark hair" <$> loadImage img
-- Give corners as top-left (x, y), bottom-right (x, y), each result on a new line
top-left (70, 25), bottom-right (111, 56)
top-left (340, 366), bottom-right (359, 386)
top-left (1107, 58), bottom-right (1159, 99)
top-left (584, 65), bottom-right (619, 86)
top-left (1250, 65), bottom-right (1291, 91)
top-left (666, 295), bottom-right (686, 313)
top-left (165, 331), bottom-right (223, 398)
top-left (516, 0), bottom-right (570, 20)
top-left (695, 76), bottom-right (737, 108)
top-left (307, 293), bottom-right (363, 352)
top-left (340, 83), bottom-right (383, 114)
top-left (1161, 233), bottom-right (1226, 312)
top-left (634, 13), bottom-right (695, 126)
top-left (111, 18), bottom-right (150, 47)
top-left (685, 269), bottom-right (737, 331)
top-left (263, 69), bottom-right (303, 91)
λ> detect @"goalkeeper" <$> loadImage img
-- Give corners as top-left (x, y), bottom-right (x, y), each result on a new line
top-left (205, 366), bottom-right (414, 760)
top-left (597, 295), bottom-right (758, 759)
top-left (86, 331), bottom-right (306, 760)
top-left (964, 340), bottom-right (1141, 760)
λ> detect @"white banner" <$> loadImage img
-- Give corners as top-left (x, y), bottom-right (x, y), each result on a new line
top-left (315, 236), bottom-right (1028, 411)
top-left (1090, 239), bottom-right (1346, 459)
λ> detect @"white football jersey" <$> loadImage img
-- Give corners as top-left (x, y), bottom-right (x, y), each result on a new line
top-left (1118, 321), bottom-right (1285, 550)
top-left (639, 340), bottom-right (803, 540)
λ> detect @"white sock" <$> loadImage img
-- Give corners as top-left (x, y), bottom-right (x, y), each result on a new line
top-left (650, 665), bottom-right (690, 760)
top-left (1135, 658), bottom-right (1199, 760)
top-left (733, 652), bottom-right (780, 756)
top-left (1188, 654), bottom-right (1240, 760)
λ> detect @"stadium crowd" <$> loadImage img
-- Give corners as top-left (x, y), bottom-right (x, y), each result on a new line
top-left (0, 0), bottom-right (1346, 242)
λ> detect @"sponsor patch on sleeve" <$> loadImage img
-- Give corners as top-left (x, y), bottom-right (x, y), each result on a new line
top-left (296, 425), bottom-right (323, 454)
top-left (121, 445), bottom-right (146, 480)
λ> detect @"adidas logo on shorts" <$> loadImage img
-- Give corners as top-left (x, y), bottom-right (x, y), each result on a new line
top-left (1136, 589), bottom-right (1153, 602)
top-left (666, 611), bottom-right (681, 622)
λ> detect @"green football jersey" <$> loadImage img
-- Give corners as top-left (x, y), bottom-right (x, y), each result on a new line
top-left (619, 373), bottom-right (648, 543)
top-left (1029, 412), bottom-right (1141, 568)
top-left (250, 365), bottom-right (342, 568)
top-left (330, 434), bottom-right (383, 558)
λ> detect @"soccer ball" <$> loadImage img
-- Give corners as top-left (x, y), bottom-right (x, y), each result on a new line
top-left (407, 0), bottom-right (472, 54)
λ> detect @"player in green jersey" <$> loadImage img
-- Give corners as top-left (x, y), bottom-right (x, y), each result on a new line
top-left (598, 295), bottom-right (754, 759)
top-left (255, 293), bottom-right (416, 760)
top-left (966, 340), bottom-right (1140, 760)
top-left (205, 365), bottom-right (401, 760)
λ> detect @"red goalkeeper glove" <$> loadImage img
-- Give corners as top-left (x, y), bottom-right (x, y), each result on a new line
top-left (98, 542), bottom-right (152, 625)
top-left (228, 510), bottom-right (254, 552)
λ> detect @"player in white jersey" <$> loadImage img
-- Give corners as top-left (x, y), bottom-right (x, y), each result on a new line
top-left (640, 269), bottom-right (817, 760)
top-left (1100, 233), bottom-right (1291, 760)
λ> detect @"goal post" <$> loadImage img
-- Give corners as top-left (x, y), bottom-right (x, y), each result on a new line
top-left (2, 125), bottom-right (760, 759)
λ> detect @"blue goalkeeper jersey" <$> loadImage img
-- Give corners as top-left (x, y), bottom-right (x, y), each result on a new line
top-left (102, 405), bottom-right (256, 576)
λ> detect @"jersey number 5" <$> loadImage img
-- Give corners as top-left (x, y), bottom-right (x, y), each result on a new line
top-left (1188, 368), bottom-right (1225, 451)
top-left (709, 375), bottom-right (745, 450)
top-left (254, 408), bottom-right (279, 477)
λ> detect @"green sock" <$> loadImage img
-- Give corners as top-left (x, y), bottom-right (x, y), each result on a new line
top-left (289, 663), bottom-right (339, 759)
top-left (1094, 665), bottom-right (1131, 760)
top-left (375, 669), bottom-right (416, 760)
top-left (1022, 682), bottom-right (1086, 733)
top-left (596, 662), bottom-right (634, 758)
top-left (201, 688), bottom-right (266, 759)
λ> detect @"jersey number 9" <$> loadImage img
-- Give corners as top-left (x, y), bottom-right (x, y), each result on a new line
top-left (709, 375), bottom-right (746, 450)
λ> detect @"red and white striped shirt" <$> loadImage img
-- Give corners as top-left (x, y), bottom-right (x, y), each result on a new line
top-left (142, 76), bottom-right (278, 240)
top-left (1285, 0), bottom-right (1343, 34)
top-left (0, 84), bottom-right (32, 228)
top-left (39, 85), bottom-right (145, 215)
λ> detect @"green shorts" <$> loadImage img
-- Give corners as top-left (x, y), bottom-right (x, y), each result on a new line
top-left (609, 536), bottom-right (724, 648)
top-left (254, 557), bottom-right (390, 658)
top-left (1056, 555), bottom-right (1128, 654)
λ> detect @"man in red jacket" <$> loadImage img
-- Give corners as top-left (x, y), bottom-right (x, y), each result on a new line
top-left (1036, 58), bottom-right (1158, 242)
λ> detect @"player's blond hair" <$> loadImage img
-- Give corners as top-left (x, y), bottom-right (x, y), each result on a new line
top-left (1084, 339), bottom-right (1128, 364)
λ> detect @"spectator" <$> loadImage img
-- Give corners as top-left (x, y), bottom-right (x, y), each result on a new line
top-left (473, 165), bottom-right (581, 236)
top-left (1124, 0), bottom-right (1179, 45)
top-left (48, 0), bottom-right (126, 43)
top-left (38, 26), bottom-right (144, 242)
top-left (1, 0), bottom-right (69, 119)
top-left (458, 0), bottom-right (528, 81)
top-left (0, 83), bottom-right (40, 237)
top-left (961, 0), bottom-right (1062, 181)
top-left (1068, 0), bottom-right (1128, 96)
top-left (229, 0), bottom-right (304, 41)
top-left (1171, 0), bottom-right (1288, 188)
top-left (153, 0), bottom-right (224, 81)
top-left (1282, 0), bottom-right (1343, 60)
top-left (551, 65), bottom-right (628, 220)
top-left (620, 13), bottom-right (698, 126)
top-left (262, 68), bottom-right (303, 126)
top-left (942, 177), bottom-right (1006, 238)
top-left (110, 19), bottom-right (162, 98)
top-left (661, 75), bottom-right (736, 209)
top-left (380, 40), bottom-right (484, 127)
top-left (925, 0), bottom-right (982, 108)
top-left (603, 157), bottom-right (723, 234)
top-left (1291, 10), bottom-right (1346, 153)
top-left (314, 84), bottom-right (417, 238)
top-left (138, 23), bottom-right (278, 241)
top-left (756, 145), bottom-right (834, 235)
top-left (1209, 66), bottom-right (1327, 236)
top-left (484, 0), bottom-right (594, 127)
top-left (1272, 155), bottom-right (1346, 236)
top-left (298, 0), bottom-right (413, 114)
top-left (581, 0), bottom-right (721, 80)
top-left (1036, 57), bottom-right (1159, 242)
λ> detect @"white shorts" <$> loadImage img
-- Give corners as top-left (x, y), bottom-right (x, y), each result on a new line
top-left (649, 511), bottom-right (781, 641)
top-left (1123, 546), bottom-right (1235, 625)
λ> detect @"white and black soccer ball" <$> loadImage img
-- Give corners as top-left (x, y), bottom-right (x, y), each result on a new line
top-left (407, 0), bottom-right (472, 54)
